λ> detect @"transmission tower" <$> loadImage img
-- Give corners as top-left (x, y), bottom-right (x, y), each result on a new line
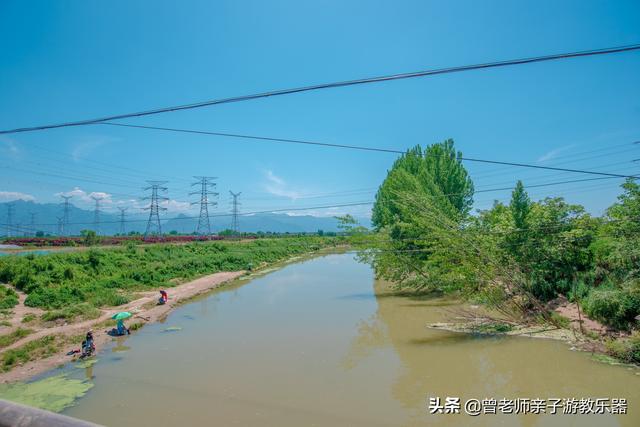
top-left (229, 191), bottom-right (241, 234)
top-left (190, 176), bottom-right (218, 235)
top-left (29, 212), bottom-right (36, 237)
top-left (5, 203), bottom-right (14, 237)
top-left (142, 181), bottom-right (168, 238)
top-left (117, 207), bottom-right (128, 235)
top-left (56, 216), bottom-right (63, 236)
top-left (60, 195), bottom-right (72, 236)
top-left (91, 195), bottom-right (104, 235)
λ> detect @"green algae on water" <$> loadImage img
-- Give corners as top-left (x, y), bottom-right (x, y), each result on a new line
top-left (75, 358), bottom-right (98, 369)
top-left (0, 374), bottom-right (93, 412)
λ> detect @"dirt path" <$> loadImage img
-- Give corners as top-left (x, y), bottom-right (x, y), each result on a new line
top-left (0, 270), bottom-right (244, 383)
top-left (0, 289), bottom-right (44, 332)
top-left (548, 295), bottom-right (609, 335)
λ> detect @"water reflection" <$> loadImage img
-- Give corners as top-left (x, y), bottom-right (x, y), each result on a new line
top-left (62, 254), bottom-right (638, 427)
top-left (112, 335), bottom-right (131, 353)
top-left (347, 279), bottom-right (640, 426)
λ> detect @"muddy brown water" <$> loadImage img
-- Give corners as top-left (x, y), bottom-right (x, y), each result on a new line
top-left (59, 253), bottom-right (638, 426)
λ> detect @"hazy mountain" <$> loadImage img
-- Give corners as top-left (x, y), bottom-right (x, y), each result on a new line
top-left (0, 201), bottom-right (370, 236)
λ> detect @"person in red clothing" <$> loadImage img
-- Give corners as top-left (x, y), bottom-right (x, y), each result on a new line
top-left (158, 290), bottom-right (168, 305)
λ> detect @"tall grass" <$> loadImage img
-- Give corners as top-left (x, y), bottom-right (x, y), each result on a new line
top-left (0, 237), bottom-right (339, 310)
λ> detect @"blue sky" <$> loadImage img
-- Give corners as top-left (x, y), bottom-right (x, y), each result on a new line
top-left (1, 0), bottom-right (639, 222)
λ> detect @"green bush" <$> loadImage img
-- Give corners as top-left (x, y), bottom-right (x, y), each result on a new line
top-left (0, 328), bottom-right (33, 349)
top-left (582, 286), bottom-right (640, 330)
top-left (0, 285), bottom-right (19, 310)
top-left (40, 304), bottom-right (101, 322)
top-left (605, 332), bottom-right (640, 364)
top-left (21, 313), bottom-right (36, 324)
top-left (1, 335), bottom-right (58, 372)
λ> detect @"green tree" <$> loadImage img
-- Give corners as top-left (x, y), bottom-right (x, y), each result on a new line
top-left (506, 181), bottom-right (531, 260)
top-left (372, 139), bottom-right (473, 230)
top-left (604, 178), bottom-right (640, 238)
top-left (367, 140), bottom-right (478, 292)
top-left (510, 181), bottom-right (530, 230)
top-left (80, 230), bottom-right (100, 246)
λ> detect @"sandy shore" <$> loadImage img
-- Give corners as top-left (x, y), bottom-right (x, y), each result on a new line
top-left (0, 270), bottom-right (244, 383)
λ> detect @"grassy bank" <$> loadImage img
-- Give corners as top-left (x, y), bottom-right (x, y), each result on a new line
top-left (0, 237), bottom-right (341, 313)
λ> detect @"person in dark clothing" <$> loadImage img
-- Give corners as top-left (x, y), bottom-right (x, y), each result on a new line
top-left (81, 330), bottom-right (95, 358)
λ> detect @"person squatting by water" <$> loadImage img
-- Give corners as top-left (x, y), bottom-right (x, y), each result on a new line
top-left (107, 320), bottom-right (131, 336)
top-left (81, 330), bottom-right (95, 358)
top-left (158, 290), bottom-right (168, 305)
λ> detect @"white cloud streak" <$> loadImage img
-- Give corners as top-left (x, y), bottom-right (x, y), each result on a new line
top-left (263, 170), bottom-right (304, 199)
top-left (537, 144), bottom-right (576, 163)
top-left (71, 135), bottom-right (119, 162)
top-left (0, 191), bottom-right (35, 202)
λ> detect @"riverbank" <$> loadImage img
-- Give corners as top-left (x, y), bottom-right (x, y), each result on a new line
top-left (0, 270), bottom-right (245, 383)
top-left (426, 318), bottom-right (638, 368)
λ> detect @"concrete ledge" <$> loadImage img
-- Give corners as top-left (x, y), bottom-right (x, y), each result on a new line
top-left (0, 399), bottom-right (102, 427)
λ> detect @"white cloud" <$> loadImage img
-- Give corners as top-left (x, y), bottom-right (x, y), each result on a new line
top-left (115, 198), bottom-right (143, 210)
top-left (537, 144), bottom-right (576, 163)
top-left (263, 170), bottom-right (304, 199)
top-left (0, 191), bottom-right (35, 202)
top-left (54, 187), bottom-right (114, 207)
top-left (161, 199), bottom-right (192, 213)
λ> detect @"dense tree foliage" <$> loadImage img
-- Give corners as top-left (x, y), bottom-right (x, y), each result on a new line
top-left (372, 139), bottom-right (474, 230)
top-left (368, 140), bottom-right (640, 330)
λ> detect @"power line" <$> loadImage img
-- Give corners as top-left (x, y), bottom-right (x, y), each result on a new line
top-left (12, 201), bottom-right (373, 228)
top-left (4, 172), bottom-right (634, 230)
top-left (2, 44), bottom-right (639, 135)
top-left (100, 122), bottom-right (639, 179)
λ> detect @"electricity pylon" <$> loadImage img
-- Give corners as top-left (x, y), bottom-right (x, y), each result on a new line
top-left (56, 216), bottom-right (63, 236)
top-left (229, 191), bottom-right (241, 235)
top-left (60, 195), bottom-right (72, 236)
top-left (143, 181), bottom-right (168, 239)
top-left (91, 195), bottom-right (104, 235)
top-left (5, 203), bottom-right (14, 237)
top-left (190, 176), bottom-right (218, 235)
top-left (29, 212), bottom-right (36, 237)
top-left (117, 207), bottom-right (128, 235)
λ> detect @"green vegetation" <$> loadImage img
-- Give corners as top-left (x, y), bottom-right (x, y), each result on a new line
top-left (473, 322), bottom-right (514, 334)
top-left (0, 285), bottom-right (19, 310)
top-left (605, 332), bottom-right (640, 364)
top-left (1, 335), bottom-right (64, 372)
top-left (0, 237), bottom-right (338, 311)
top-left (368, 139), bottom-right (640, 335)
top-left (80, 229), bottom-right (101, 246)
top-left (21, 313), bottom-right (36, 324)
top-left (0, 328), bottom-right (32, 349)
top-left (0, 374), bottom-right (93, 412)
top-left (40, 303), bottom-right (101, 323)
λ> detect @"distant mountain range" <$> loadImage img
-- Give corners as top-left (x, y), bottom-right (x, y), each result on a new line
top-left (0, 200), bottom-right (370, 236)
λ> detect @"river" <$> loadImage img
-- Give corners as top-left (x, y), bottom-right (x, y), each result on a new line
top-left (59, 253), bottom-right (638, 426)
